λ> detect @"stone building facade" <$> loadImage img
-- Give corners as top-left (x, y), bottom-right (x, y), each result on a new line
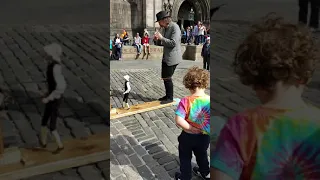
top-left (110, 0), bottom-right (210, 39)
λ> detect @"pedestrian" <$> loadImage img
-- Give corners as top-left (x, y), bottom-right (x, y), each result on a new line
top-left (110, 39), bottom-right (113, 57)
top-left (40, 43), bottom-right (66, 154)
top-left (142, 33), bottom-right (150, 55)
top-left (154, 10), bottom-right (182, 104)
top-left (211, 15), bottom-right (320, 179)
top-left (114, 34), bottom-right (123, 60)
top-left (193, 21), bottom-right (200, 45)
top-left (174, 66), bottom-right (210, 180)
top-left (133, 33), bottom-right (142, 55)
top-left (299, 0), bottom-right (319, 32)
top-left (201, 37), bottom-right (210, 71)
top-left (198, 23), bottom-right (205, 44)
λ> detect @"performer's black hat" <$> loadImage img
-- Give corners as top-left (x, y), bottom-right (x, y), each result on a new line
top-left (155, 11), bottom-right (170, 22)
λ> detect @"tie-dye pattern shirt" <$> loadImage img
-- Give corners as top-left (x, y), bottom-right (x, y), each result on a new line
top-left (175, 95), bottom-right (210, 134)
top-left (211, 105), bottom-right (320, 180)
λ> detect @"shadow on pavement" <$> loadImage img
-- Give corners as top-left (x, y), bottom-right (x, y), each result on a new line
top-left (110, 134), bottom-right (204, 180)
top-left (111, 89), bottom-right (157, 103)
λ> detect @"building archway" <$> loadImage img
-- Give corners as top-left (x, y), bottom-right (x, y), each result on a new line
top-left (171, 0), bottom-right (210, 29)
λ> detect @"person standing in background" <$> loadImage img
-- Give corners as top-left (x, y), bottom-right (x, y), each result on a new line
top-left (201, 37), bottom-right (210, 71)
top-left (299, 0), bottom-right (319, 32)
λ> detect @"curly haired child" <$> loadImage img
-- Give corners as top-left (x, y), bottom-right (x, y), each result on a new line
top-left (211, 15), bottom-right (320, 179)
top-left (175, 66), bottom-right (210, 180)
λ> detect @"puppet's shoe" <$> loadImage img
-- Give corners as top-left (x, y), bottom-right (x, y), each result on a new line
top-left (52, 146), bottom-right (64, 154)
top-left (39, 140), bottom-right (47, 148)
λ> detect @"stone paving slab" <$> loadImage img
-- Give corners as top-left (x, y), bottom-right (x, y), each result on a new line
top-left (110, 66), bottom-right (210, 180)
top-left (0, 25), bottom-right (109, 180)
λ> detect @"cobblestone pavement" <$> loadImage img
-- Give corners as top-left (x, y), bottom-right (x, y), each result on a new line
top-left (0, 25), bottom-right (109, 180)
top-left (110, 61), bottom-right (210, 180)
top-left (210, 0), bottom-right (320, 145)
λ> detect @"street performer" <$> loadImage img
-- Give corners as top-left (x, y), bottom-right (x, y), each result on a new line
top-left (154, 11), bottom-right (182, 104)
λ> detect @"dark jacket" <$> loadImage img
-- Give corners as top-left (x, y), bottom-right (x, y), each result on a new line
top-left (201, 42), bottom-right (210, 57)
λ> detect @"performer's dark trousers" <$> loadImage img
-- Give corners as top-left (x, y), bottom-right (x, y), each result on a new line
top-left (299, 0), bottom-right (319, 29)
top-left (41, 98), bottom-right (62, 131)
top-left (203, 55), bottom-right (210, 71)
top-left (161, 62), bottom-right (177, 100)
top-left (178, 131), bottom-right (210, 180)
top-left (123, 93), bottom-right (129, 103)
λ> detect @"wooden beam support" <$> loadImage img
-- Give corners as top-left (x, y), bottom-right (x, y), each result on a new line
top-left (0, 133), bottom-right (109, 180)
top-left (110, 100), bottom-right (176, 120)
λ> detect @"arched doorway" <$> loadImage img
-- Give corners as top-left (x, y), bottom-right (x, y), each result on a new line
top-left (177, 1), bottom-right (195, 30)
top-left (171, 0), bottom-right (210, 29)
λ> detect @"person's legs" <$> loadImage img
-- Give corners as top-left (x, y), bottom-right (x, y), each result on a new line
top-left (203, 57), bottom-right (207, 69)
top-left (299, 0), bottom-right (308, 25)
top-left (207, 55), bottom-right (210, 71)
top-left (119, 48), bottom-right (123, 60)
top-left (193, 134), bottom-right (210, 177)
top-left (143, 45), bottom-right (147, 54)
top-left (178, 132), bottom-right (193, 180)
top-left (310, 0), bottom-right (319, 29)
top-left (138, 45), bottom-right (142, 54)
top-left (135, 44), bottom-right (139, 54)
top-left (147, 44), bottom-right (150, 54)
top-left (160, 63), bottom-right (177, 103)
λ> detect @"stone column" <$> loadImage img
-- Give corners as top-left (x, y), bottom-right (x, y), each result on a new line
top-left (142, 0), bottom-right (162, 35)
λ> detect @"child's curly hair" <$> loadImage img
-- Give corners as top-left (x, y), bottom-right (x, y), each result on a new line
top-left (183, 66), bottom-right (209, 90)
top-left (233, 14), bottom-right (319, 90)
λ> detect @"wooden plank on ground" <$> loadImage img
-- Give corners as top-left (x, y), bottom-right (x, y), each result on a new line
top-left (110, 100), bottom-right (176, 120)
top-left (0, 132), bottom-right (109, 180)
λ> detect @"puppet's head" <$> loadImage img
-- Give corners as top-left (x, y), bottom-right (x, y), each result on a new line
top-left (124, 75), bottom-right (130, 81)
top-left (44, 43), bottom-right (62, 62)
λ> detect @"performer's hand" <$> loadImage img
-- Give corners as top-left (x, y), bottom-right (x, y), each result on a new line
top-left (154, 32), bottom-right (163, 40)
top-left (42, 98), bottom-right (49, 104)
top-left (188, 126), bottom-right (202, 134)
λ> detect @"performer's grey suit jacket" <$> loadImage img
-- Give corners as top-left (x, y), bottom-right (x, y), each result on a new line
top-left (161, 21), bottom-right (182, 66)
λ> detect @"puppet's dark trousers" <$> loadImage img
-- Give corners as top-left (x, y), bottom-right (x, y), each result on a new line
top-left (40, 98), bottom-right (64, 150)
top-left (123, 93), bottom-right (129, 103)
top-left (299, 0), bottom-right (319, 29)
top-left (41, 98), bottom-right (62, 131)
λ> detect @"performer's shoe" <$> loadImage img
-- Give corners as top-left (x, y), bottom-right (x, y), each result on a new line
top-left (158, 96), bottom-right (167, 101)
top-left (160, 98), bottom-right (173, 104)
top-left (192, 166), bottom-right (210, 180)
top-left (52, 146), bottom-right (64, 154)
top-left (174, 172), bottom-right (181, 180)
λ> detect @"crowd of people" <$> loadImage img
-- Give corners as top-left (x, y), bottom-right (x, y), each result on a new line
top-left (110, 20), bottom-right (210, 61)
top-left (181, 21), bottom-right (210, 45)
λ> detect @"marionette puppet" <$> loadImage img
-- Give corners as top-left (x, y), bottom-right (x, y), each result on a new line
top-left (123, 75), bottom-right (131, 110)
top-left (40, 43), bottom-right (67, 154)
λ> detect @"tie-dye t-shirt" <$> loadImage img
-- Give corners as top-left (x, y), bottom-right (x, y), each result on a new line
top-left (211, 105), bottom-right (320, 180)
top-left (175, 95), bottom-right (210, 134)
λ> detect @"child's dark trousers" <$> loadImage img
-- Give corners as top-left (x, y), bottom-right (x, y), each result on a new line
top-left (178, 131), bottom-right (210, 180)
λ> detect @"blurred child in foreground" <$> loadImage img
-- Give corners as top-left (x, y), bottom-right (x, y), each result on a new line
top-left (211, 15), bottom-right (320, 179)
